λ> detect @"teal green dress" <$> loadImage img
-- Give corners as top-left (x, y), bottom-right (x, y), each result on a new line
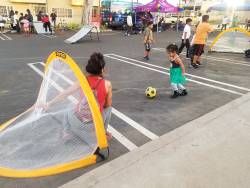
top-left (170, 60), bottom-right (186, 84)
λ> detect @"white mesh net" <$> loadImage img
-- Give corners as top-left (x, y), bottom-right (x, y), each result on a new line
top-left (211, 31), bottom-right (250, 53)
top-left (0, 58), bottom-right (98, 170)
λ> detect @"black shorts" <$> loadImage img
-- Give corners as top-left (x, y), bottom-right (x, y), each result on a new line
top-left (193, 44), bottom-right (205, 56)
top-left (145, 43), bottom-right (151, 52)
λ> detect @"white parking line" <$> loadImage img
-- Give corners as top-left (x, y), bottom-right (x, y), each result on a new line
top-left (104, 54), bottom-right (244, 96)
top-left (41, 34), bottom-right (57, 38)
top-left (28, 62), bottom-right (139, 151)
top-left (152, 48), bottom-right (250, 66)
top-left (0, 34), bottom-right (6, 40)
top-left (112, 108), bottom-right (159, 140)
top-left (1, 33), bottom-right (12, 40)
top-left (108, 126), bottom-right (138, 151)
top-left (109, 54), bottom-right (250, 93)
top-left (38, 61), bottom-right (159, 140)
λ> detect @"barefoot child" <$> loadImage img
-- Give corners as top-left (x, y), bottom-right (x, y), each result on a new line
top-left (143, 21), bottom-right (154, 61)
top-left (166, 44), bottom-right (187, 98)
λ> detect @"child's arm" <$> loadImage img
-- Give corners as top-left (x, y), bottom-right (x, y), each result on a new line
top-left (104, 80), bottom-right (112, 108)
top-left (176, 57), bottom-right (185, 75)
top-left (36, 83), bottom-right (80, 109)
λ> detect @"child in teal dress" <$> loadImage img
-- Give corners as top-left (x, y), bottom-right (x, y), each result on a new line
top-left (166, 44), bottom-right (188, 98)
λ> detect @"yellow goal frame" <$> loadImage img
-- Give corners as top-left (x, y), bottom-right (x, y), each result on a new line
top-left (209, 27), bottom-right (250, 51)
top-left (0, 51), bottom-right (108, 178)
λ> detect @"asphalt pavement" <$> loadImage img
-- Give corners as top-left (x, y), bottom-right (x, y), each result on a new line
top-left (0, 30), bottom-right (249, 188)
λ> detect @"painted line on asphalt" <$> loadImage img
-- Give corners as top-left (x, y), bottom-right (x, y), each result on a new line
top-left (28, 62), bottom-right (139, 151)
top-left (108, 126), bottom-right (138, 151)
top-left (1, 33), bottom-right (12, 40)
top-left (38, 61), bottom-right (159, 140)
top-left (110, 54), bottom-right (250, 93)
top-left (0, 34), bottom-right (6, 40)
top-left (112, 108), bottom-right (159, 140)
top-left (105, 54), bottom-right (244, 96)
top-left (41, 34), bottom-right (57, 38)
top-left (153, 47), bottom-right (250, 66)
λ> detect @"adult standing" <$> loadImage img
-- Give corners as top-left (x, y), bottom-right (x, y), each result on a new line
top-left (37, 11), bottom-right (43, 21)
top-left (26, 9), bottom-right (34, 33)
top-left (126, 13), bottom-right (133, 36)
top-left (50, 11), bottom-right (57, 28)
top-left (221, 16), bottom-right (229, 31)
top-left (191, 15), bottom-right (213, 68)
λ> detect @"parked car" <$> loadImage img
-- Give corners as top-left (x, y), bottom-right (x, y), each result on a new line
top-left (107, 12), bottom-right (146, 30)
top-left (108, 13), bottom-right (127, 30)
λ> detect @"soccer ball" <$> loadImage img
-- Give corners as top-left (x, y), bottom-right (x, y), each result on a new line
top-left (145, 87), bottom-right (157, 98)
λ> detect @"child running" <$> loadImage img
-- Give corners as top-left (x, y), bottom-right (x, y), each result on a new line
top-left (166, 44), bottom-right (187, 98)
top-left (143, 21), bottom-right (154, 61)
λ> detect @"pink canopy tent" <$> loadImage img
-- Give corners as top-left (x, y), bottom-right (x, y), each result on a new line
top-left (134, 0), bottom-right (178, 13)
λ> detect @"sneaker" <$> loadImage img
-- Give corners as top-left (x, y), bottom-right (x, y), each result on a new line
top-left (197, 61), bottom-right (202, 65)
top-left (180, 89), bottom-right (188, 96)
top-left (171, 91), bottom-right (179, 99)
top-left (191, 63), bottom-right (199, 69)
top-left (143, 56), bottom-right (149, 61)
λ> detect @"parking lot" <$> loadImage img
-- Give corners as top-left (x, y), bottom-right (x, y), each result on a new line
top-left (0, 30), bottom-right (249, 188)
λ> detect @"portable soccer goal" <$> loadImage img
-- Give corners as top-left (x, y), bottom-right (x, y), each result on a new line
top-left (209, 27), bottom-right (250, 53)
top-left (0, 51), bottom-right (109, 178)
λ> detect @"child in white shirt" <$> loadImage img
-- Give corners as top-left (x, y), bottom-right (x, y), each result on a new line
top-left (178, 18), bottom-right (192, 58)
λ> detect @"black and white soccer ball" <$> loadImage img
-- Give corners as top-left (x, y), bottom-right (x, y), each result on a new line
top-left (145, 87), bottom-right (157, 99)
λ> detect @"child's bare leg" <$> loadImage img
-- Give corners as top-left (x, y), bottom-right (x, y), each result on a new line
top-left (193, 55), bottom-right (199, 64)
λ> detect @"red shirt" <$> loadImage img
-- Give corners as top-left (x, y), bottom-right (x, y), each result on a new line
top-left (87, 76), bottom-right (107, 113)
top-left (76, 76), bottom-right (107, 122)
top-left (42, 17), bottom-right (49, 23)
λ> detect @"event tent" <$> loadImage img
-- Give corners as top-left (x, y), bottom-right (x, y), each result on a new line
top-left (134, 0), bottom-right (178, 13)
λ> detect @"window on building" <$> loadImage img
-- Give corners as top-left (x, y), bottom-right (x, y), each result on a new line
top-left (0, 6), bottom-right (13, 17)
top-left (52, 8), bottom-right (73, 18)
top-left (33, 6), bottom-right (46, 15)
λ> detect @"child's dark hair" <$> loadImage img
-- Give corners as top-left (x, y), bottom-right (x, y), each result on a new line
top-left (166, 44), bottom-right (179, 53)
top-left (86, 53), bottom-right (106, 75)
top-left (186, 18), bottom-right (192, 24)
top-left (147, 21), bottom-right (153, 26)
top-left (202, 15), bottom-right (209, 22)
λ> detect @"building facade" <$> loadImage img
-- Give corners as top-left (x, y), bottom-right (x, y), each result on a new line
top-left (0, 0), bottom-right (100, 24)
